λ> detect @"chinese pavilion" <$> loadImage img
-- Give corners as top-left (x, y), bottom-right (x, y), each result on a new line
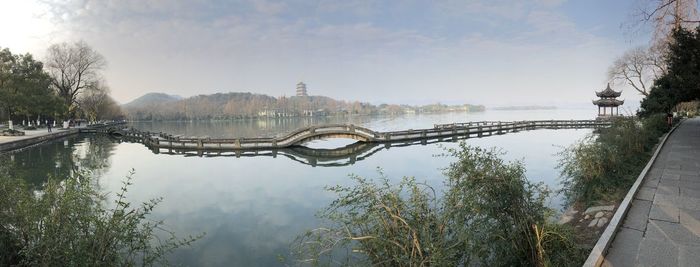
top-left (593, 84), bottom-right (623, 117)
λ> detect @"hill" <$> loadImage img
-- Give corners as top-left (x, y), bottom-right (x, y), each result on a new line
top-left (122, 93), bottom-right (182, 109)
top-left (122, 92), bottom-right (485, 121)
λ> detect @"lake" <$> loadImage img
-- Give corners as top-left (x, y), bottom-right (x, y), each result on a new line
top-left (2, 109), bottom-right (595, 266)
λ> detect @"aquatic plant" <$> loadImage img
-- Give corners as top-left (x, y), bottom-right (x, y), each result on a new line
top-left (291, 144), bottom-right (586, 266)
top-left (0, 169), bottom-right (202, 266)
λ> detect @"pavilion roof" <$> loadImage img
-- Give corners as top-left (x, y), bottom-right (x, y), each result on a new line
top-left (592, 98), bottom-right (624, 107)
top-left (596, 83), bottom-right (622, 98)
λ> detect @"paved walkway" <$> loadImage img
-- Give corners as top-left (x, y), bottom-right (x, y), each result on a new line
top-left (603, 118), bottom-right (700, 267)
top-left (0, 128), bottom-right (72, 145)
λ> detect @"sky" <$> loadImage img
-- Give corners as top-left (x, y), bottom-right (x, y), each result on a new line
top-left (0, 0), bottom-right (657, 110)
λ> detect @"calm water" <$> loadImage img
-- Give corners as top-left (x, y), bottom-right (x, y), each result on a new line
top-left (2, 109), bottom-right (595, 266)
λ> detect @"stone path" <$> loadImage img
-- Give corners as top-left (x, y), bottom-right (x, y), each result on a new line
top-left (603, 118), bottom-right (700, 267)
top-left (0, 128), bottom-right (71, 144)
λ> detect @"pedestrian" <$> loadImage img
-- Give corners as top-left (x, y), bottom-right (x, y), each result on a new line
top-left (47, 122), bottom-right (52, 133)
top-left (666, 112), bottom-right (673, 127)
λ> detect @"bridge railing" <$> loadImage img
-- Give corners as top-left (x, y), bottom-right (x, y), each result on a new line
top-left (110, 119), bottom-right (611, 151)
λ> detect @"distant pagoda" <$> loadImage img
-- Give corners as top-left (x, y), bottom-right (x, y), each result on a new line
top-left (593, 83), bottom-right (623, 117)
top-left (296, 82), bottom-right (308, 97)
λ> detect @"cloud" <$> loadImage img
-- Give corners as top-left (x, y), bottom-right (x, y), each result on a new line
top-left (7, 0), bottom-right (633, 107)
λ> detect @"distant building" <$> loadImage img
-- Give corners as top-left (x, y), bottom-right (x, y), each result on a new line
top-left (296, 82), bottom-right (308, 97)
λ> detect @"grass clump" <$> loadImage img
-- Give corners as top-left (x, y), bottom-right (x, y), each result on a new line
top-left (291, 144), bottom-right (587, 266)
top-left (0, 170), bottom-right (201, 266)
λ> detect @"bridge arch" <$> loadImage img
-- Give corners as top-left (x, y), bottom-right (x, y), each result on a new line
top-left (276, 124), bottom-right (379, 146)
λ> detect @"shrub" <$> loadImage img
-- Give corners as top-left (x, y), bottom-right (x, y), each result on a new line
top-left (292, 145), bottom-right (587, 266)
top-left (558, 115), bottom-right (669, 205)
top-left (0, 170), bottom-right (201, 266)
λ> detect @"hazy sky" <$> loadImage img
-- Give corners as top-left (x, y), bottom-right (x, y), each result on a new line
top-left (1, 0), bottom-right (655, 109)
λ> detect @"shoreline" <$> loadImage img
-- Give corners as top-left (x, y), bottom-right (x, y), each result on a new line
top-left (0, 123), bottom-right (125, 153)
top-left (0, 129), bottom-right (80, 153)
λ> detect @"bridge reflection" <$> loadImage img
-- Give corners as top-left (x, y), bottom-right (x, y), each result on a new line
top-left (137, 132), bottom-right (502, 167)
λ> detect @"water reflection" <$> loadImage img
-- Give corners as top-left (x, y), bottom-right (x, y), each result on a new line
top-left (0, 134), bottom-right (117, 186)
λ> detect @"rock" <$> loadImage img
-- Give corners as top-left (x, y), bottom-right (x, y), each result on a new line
top-left (567, 209), bottom-right (578, 215)
top-left (588, 218), bottom-right (599, 227)
top-left (558, 215), bottom-right (574, 224)
top-left (584, 214), bottom-right (591, 220)
top-left (597, 217), bottom-right (609, 227)
top-left (584, 205), bottom-right (615, 214)
top-left (595, 212), bottom-right (604, 218)
top-left (558, 207), bottom-right (580, 224)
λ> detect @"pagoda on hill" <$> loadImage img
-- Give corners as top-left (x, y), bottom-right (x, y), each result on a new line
top-left (296, 82), bottom-right (308, 97)
top-left (593, 83), bottom-right (624, 117)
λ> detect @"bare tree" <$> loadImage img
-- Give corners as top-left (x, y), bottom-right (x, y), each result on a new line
top-left (615, 0), bottom-right (697, 97)
top-left (78, 80), bottom-right (109, 122)
top-left (608, 46), bottom-right (667, 96)
top-left (78, 80), bottom-right (122, 122)
top-left (45, 41), bottom-right (107, 113)
top-left (638, 0), bottom-right (699, 45)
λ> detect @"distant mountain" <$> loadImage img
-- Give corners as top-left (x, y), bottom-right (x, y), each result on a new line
top-left (122, 93), bottom-right (182, 109)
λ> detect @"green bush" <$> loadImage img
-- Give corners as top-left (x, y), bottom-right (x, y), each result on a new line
top-left (292, 145), bottom-right (587, 266)
top-left (0, 170), bottom-right (201, 266)
top-left (23, 126), bottom-right (37, 130)
top-left (558, 115), bottom-right (669, 205)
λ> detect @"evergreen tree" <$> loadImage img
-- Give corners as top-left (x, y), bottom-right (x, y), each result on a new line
top-left (640, 26), bottom-right (700, 116)
top-left (0, 48), bottom-right (66, 123)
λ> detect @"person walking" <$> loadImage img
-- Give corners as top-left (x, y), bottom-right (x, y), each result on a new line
top-left (47, 121), bottom-right (52, 133)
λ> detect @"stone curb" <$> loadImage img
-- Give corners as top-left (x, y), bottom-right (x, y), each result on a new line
top-left (582, 119), bottom-right (684, 267)
top-left (0, 129), bottom-right (79, 153)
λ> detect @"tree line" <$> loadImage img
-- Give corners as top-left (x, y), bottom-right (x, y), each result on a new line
top-left (123, 92), bottom-right (485, 121)
top-left (0, 41), bottom-right (122, 126)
